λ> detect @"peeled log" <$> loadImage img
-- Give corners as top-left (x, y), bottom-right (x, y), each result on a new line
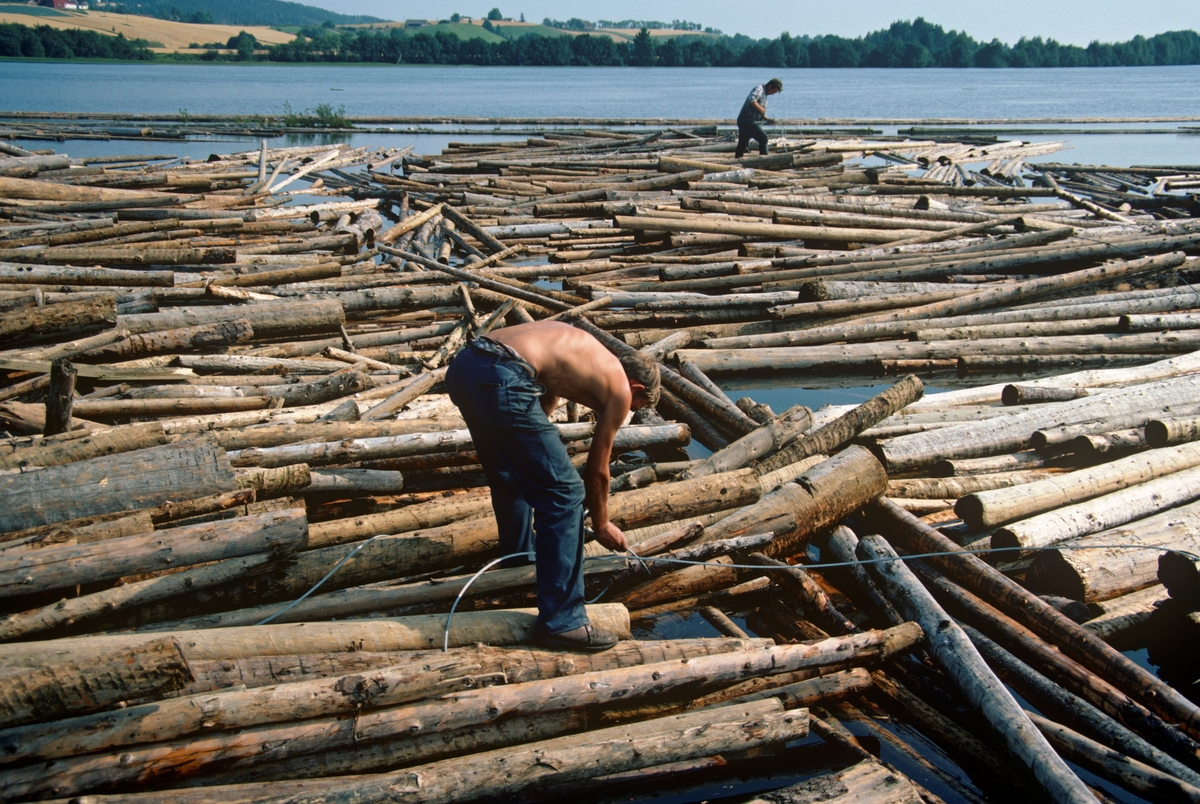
top-left (882, 373), bottom-right (1200, 474)
top-left (992, 464), bottom-right (1200, 550)
top-left (957, 441), bottom-right (1200, 530)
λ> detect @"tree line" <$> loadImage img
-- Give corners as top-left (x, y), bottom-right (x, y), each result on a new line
top-left (262, 19), bottom-right (1200, 67)
top-left (1, 17), bottom-right (1198, 68)
top-left (0, 23), bottom-right (153, 60)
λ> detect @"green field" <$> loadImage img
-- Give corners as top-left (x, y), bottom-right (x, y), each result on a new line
top-left (0, 3), bottom-right (69, 17)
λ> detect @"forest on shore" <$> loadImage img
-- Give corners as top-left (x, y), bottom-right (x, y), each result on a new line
top-left (2, 17), bottom-right (1199, 68)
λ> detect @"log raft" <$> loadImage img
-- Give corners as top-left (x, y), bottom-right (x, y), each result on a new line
top-left (1, 124), bottom-right (1199, 803)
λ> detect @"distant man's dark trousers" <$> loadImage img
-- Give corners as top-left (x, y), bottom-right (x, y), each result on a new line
top-left (444, 340), bottom-right (588, 637)
top-left (736, 118), bottom-right (769, 158)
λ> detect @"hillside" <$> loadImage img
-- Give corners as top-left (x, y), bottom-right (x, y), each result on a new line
top-left (97, 0), bottom-right (381, 26)
top-left (0, 8), bottom-right (294, 51)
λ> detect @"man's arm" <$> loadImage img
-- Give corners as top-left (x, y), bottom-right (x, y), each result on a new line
top-left (582, 396), bottom-right (629, 552)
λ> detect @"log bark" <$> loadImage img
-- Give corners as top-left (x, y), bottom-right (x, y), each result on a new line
top-left (699, 446), bottom-right (888, 560)
top-left (43, 357), bottom-right (77, 437)
top-left (0, 636), bottom-right (190, 731)
top-left (0, 507), bottom-right (307, 599)
top-left (0, 296), bottom-right (117, 347)
top-left (856, 534), bottom-right (1097, 804)
top-left (0, 438), bottom-right (238, 532)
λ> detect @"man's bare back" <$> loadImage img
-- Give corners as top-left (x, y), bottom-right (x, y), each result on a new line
top-left (486, 321), bottom-right (649, 552)
top-left (488, 321), bottom-right (631, 415)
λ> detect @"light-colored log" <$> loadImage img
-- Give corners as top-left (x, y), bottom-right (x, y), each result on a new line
top-left (0, 605), bottom-right (631, 669)
top-left (1028, 499), bottom-right (1200, 601)
top-left (957, 441), bottom-right (1200, 530)
top-left (992, 464), bottom-right (1200, 550)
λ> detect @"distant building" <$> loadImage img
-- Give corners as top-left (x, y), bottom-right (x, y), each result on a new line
top-left (39, 0), bottom-right (89, 8)
top-left (404, 19), bottom-right (433, 29)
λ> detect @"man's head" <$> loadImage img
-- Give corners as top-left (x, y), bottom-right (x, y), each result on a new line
top-left (765, 78), bottom-right (783, 95)
top-left (618, 351), bottom-right (661, 411)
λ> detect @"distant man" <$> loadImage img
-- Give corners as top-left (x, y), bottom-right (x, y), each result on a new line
top-left (736, 77), bottom-right (783, 158)
top-left (445, 321), bottom-right (661, 652)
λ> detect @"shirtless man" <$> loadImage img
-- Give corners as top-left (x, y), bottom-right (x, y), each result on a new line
top-left (445, 321), bottom-right (661, 652)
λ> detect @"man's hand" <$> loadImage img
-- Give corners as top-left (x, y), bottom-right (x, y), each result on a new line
top-left (763, 117), bottom-right (776, 125)
top-left (592, 521), bottom-right (628, 552)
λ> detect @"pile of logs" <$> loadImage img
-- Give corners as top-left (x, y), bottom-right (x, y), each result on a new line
top-left (1, 123), bottom-right (1200, 803)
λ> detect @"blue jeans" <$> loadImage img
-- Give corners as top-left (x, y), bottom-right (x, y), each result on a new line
top-left (445, 341), bottom-right (588, 636)
top-left (736, 118), bottom-right (769, 157)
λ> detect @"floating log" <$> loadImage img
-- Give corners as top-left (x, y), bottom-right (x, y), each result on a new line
top-left (857, 534), bottom-right (1096, 804)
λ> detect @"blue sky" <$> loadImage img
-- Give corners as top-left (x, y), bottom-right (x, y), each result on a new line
top-left (307, 1), bottom-right (1198, 45)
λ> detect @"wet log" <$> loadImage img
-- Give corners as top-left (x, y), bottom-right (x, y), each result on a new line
top-left (1032, 712), bottom-right (1200, 804)
top-left (992, 464), bottom-right (1200, 550)
top-left (872, 498), bottom-right (1200, 744)
top-left (747, 553), bottom-right (858, 634)
top-left (957, 441), bottom-right (1200, 530)
top-left (744, 756), bottom-right (923, 804)
top-left (754, 376), bottom-right (922, 478)
top-left (0, 507), bottom-right (307, 599)
top-left (0, 438), bottom-right (238, 532)
top-left (1083, 585), bottom-right (1170, 642)
top-left (964, 623), bottom-right (1200, 789)
top-left (0, 636), bottom-right (191, 730)
top-left (857, 534), bottom-right (1096, 804)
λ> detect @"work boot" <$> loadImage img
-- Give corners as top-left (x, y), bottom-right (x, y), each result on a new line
top-left (534, 622), bottom-right (619, 653)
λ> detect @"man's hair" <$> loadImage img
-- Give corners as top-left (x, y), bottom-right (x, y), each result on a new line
top-left (765, 78), bottom-right (783, 91)
top-left (618, 351), bottom-right (661, 408)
